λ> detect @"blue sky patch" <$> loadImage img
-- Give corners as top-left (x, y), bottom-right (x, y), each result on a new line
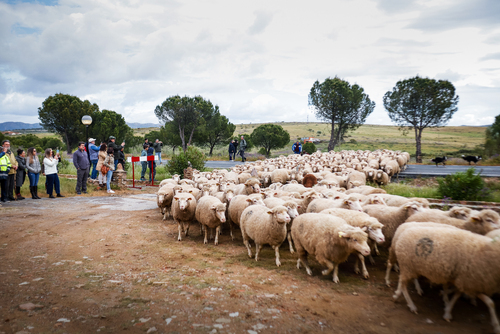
top-left (11, 24), bottom-right (41, 35)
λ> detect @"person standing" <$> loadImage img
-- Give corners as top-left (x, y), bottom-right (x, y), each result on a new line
top-left (107, 136), bottom-right (124, 170)
top-left (15, 149), bottom-right (26, 200)
top-left (44, 148), bottom-right (64, 198)
top-left (228, 140), bottom-right (235, 161)
top-left (73, 141), bottom-right (90, 195)
top-left (103, 147), bottom-right (115, 194)
top-left (147, 144), bottom-right (156, 182)
top-left (239, 136), bottom-right (247, 162)
top-left (153, 139), bottom-right (163, 164)
top-left (2, 140), bottom-right (18, 201)
top-left (95, 143), bottom-right (107, 188)
top-left (232, 139), bottom-right (238, 161)
top-left (292, 141), bottom-right (302, 155)
top-left (140, 143), bottom-right (148, 181)
top-left (117, 147), bottom-right (125, 169)
top-left (0, 146), bottom-right (11, 202)
top-left (26, 147), bottom-right (41, 199)
top-left (88, 138), bottom-right (100, 180)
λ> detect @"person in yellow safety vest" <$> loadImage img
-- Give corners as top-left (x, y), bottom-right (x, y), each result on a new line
top-left (0, 146), bottom-right (12, 202)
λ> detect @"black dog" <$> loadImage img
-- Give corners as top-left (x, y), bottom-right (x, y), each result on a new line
top-left (431, 156), bottom-right (447, 167)
top-left (462, 155), bottom-right (482, 165)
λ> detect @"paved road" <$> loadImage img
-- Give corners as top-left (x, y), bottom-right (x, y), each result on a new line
top-left (400, 164), bottom-right (500, 177)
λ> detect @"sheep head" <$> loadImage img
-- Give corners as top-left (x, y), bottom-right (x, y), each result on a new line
top-left (174, 195), bottom-right (193, 211)
top-left (366, 219), bottom-right (385, 244)
top-left (245, 178), bottom-right (261, 194)
top-left (338, 226), bottom-right (370, 256)
top-left (344, 196), bottom-right (363, 212)
top-left (212, 203), bottom-right (227, 223)
top-left (268, 206), bottom-right (291, 224)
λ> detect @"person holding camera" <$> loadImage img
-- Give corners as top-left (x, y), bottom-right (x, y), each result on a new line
top-left (107, 136), bottom-right (125, 170)
top-left (43, 148), bottom-right (64, 198)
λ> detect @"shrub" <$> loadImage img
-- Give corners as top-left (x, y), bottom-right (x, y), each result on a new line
top-left (302, 142), bottom-right (316, 155)
top-left (166, 146), bottom-right (206, 178)
top-left (258, 147), bottom-right (267, 156)
top-left (437, 168), bottom-right (491, 201)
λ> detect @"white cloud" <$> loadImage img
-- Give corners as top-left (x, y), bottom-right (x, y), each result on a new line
top-left (0, 0), bottom-right (498, 130)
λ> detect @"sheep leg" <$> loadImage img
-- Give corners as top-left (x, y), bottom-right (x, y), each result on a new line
top-left (443, 291), bottom-right (461, 322)
top-left (210, 228), bottom-right (214, 240)
top-left (332, 263), bottom-right (340, 283)
top-left (296, 250), bottom-right (312, 276)
top-left (243, 237), bottom-right (252, 258)
top-left (214, 226), bottom-right (220, 246)
top-left (385, 260), bottom-right (393, 287)
top-left (397, 277), bottom-right (418, 314)
top-left (354, 256), bottom-right (360, 274)
top-left (228, 221), bottom-right (235, 241)
top-left (203, 225), bottom-right (208, 244)
top-left (184, 221), bottom-right (190, 237)
top-left (177, 221), bottom-right (183, 241)
top-left (478, 294), bottom-right (500, 334)
top-left (414, 278), bottom-right (423, 296)
top-left (357, 253), bottom-right (369, 279)
top-left (200, 223), bottom-right (204, 236)
top-left (255, 243), bottom-right (263, 261)
top-left (273, 245), bottom-right (281, 267)
top-left (373, 242), bottom-right (380, 256)
top-left (394, 263), bottom-right (400, 273)
top-left (287, 231), bottom-right (295, 254)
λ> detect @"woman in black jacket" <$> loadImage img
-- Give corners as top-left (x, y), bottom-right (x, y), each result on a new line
top-left (228, 140), bottom-right (236, 161)
top-left (15, 148), bottom-right (26, 200)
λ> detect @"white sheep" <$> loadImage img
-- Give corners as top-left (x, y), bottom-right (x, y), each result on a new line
top-left (392, 225), bottom-right (500, 334)
top-left (227, 193), bottom-right (266, 240)
top-left (271, 169), bottom-right (290, 184)
top-left (240, 205), bottom-right (291, 266)
top-left (264, 197), bottom-right (300, 254)
top-left (291, 213), bottom-right (370, 283)
top-left (294, 191), bottom-right (321, 214)
top-left (306, 196), bottom-right (363, 213)
top-left (157, 184), bottom-right (181, 220)
top-left (233, 178), bottom-right (261, 196)
top-left (171, 192), bottom-right (197, 241)
top-left (195, 196), bottom-right (227, 245)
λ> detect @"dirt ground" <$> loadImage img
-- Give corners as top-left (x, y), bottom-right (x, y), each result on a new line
top-left (0, 189), bottom-right (497, 334)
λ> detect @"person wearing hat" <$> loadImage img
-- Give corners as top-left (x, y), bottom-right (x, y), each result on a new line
top-left (153, 139), bottom-right (163, 164)
top-left (88, 138), bottom-right (100, 180)
top-left (107, 136), bottom-right (125, 170)
top-left (2, 139), bottom-right (18, 201)
top-left (73, 141), bottom-right (90, 195)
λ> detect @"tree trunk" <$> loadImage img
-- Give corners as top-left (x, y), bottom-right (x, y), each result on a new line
top-left (415, 127), bottom-right (422, 163)
top-left (64, 131), bottom-right (71, 154)
top-left (209, 143), bottom-right (215, 156)
top-left (179, 124), bottom-right (186, 153)
top-left (328, 121), bottom-right (336, 151)
top-left (187, 126), bottom-right (196, 151)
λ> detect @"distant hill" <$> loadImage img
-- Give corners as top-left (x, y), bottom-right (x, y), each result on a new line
top-left (127, 123), bottom-right (160, 129)
top-left (0, 122), bottom-right (42, 131)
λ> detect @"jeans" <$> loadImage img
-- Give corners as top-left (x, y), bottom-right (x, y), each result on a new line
top-left (106, 170), bottom-right (113, 191)
top-left (76, 168), bottom-right (89, 193)
top-left (141, 162), bottom-right (147, 179)
top-left (28, 172), bottom-right (40, 187)
top-left (148, 161), bottom-right (156, 181)
top-left (46, 174), bottom-right (61, 195)
top-left (156, 152), bottom-right (162, 164)
top-left (114, 159), bottom-right (118, 170)
top-left (90, 160), bottom-right (98, 179)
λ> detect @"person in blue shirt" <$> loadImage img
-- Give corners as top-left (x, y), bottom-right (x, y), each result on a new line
top-left (292, 141), bottom-right (302, 154)
top-left (147, 144), bottom-right (156, 182)
top-left (88, 138), bottom-right (100, 180)
top-left (140, 144), bottom-right (148, 181)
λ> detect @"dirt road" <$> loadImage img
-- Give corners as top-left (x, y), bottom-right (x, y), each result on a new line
top-left (0, 191), bottom-right (496, 333)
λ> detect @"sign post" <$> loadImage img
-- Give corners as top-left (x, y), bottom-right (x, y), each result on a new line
top-left (127, 155), bottom-right (159, 188)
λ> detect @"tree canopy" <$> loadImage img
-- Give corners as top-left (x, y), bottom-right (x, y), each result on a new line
top-left (154, 95), bottom-right (215, 152)
top-left (194, 106), bottom-right (236, 156)
top-left (309, 77), bottom-right (375, 151)
top-left (383, 76), bottom-right (459, 162)
top-left (89, 109), bottom-right (141, 150)
top-left (38, 93), bottom-right (99, 153)
top-left (250, 124), bottom-right (290, 158)
top-left (485, 114), bottom-right (500, 156)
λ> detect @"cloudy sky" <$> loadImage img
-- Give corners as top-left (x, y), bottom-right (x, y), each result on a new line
top-left (1, 0), bottom-right (499, 127)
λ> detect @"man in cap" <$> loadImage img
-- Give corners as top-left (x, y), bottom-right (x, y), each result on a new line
top-left (107, 136), bottom-right (125, 170)
top-left (2, 140), bottom-right (18, 201)
top-left (153, 139), bottom-right (163, 164)
top-left (88, 138), bottom-right (100, 180)
top-left (239, 136), bottom-right (247, 162)
top-left (73, 141), bottom-right (90, 194)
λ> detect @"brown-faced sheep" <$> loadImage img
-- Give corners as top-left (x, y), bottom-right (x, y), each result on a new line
top-left (240, 205), bottom-right (291, 266)
top-left (233, 178), bottom-right (261, 196)
top-left (195, 196), bottom-right (227, 245)
top-left (291, 213), bottom-right (370, 283)
top-left (302, 173), bottom-right (318, 188)
top-left (171, 193), bottom-right (197, 241)
top-left (392, 225), bottom-right (500, 334)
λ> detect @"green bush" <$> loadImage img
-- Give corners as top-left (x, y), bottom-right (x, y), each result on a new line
top-left (166, 146), bottom-right (206, 178)
top-left (258, 147), bottom-right (267, 156)
top-left (302, 142), bottom-right (316, 155)
top-left (437, 168), bottom-right (491, 201)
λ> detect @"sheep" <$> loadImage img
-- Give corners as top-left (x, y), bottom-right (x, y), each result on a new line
top-left (159, 174), bottom-right (180, 187)
top-left (294, 191), bottom-right (321, 214)
top-left (379, 194), bottom-right (430, 208)
top-left (240, 205), bottom-right (291, 266)
top-left (227, 193), bottom-right (266, 240)
top-left (306, 196), bottom-right (363, 213)
top-left (363, 202), bottom-right (422, 246)
top-left (384, 160), bottom-right (400, 177)
top-left (406, 208), bottom-right (500, 235)
top-left (361, 194), bottom-right (387, 206)
top-left (237, 172), bottom-right (252, 184)
top-left (171, 193), bottom-right (197, 241)
top-left (374, 170), bottom-right (390, 185)
top-left (271, 169), bottom-right (290, 184)
top-left (291, 213), bottom-right (370, 283)
top-left (302, 173), bottom-right (318, 188)
top-left (447, 206), bottom-right (473, 220)
top-left (264, 197), bottom-right (300, 253)
top-left (392, 225), bottom-right (500, 333)
top-left (157, 184), bottom-right (181, 220)
top-left (233, 178), bottom-right (261, 196)
top-left (346, 170), bottom-right (366, 189)
top-left (486, 228), bottom-right (500, 239)
top-left (320, 208), bottom-right (385, 279)
top-left (281, 183), bottom-right (308, 194)
top-left (195, 196), bottom-right (227, 245)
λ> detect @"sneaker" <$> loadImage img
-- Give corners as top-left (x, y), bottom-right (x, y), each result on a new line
top-left (107, 189), bottom-right (115, 194)
top-left (76, 192), bottom-right (82, 195)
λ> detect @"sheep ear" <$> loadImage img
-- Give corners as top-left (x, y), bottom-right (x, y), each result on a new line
top-left (267, 210), bottom-right (273, 215)
top-left (471, 216), bottom-right (481, 222)
top-left (343, 200), bottom-right (349, 205)
top-left (301, 195), bottom-right (305, 198)
top-left (361, 226), bottom-right (368, 232)
top-left (211, 205), bottom-right (217, 210)
top-left (338, 231), bottom-right (346, 238)
top-left (246, 198), bottom-right (252, 203)
top-left (174, 197), bottom-right (179, 200)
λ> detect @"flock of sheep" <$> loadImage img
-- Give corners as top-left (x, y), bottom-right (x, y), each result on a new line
top-left (156, 149), bottom-right (500, 334)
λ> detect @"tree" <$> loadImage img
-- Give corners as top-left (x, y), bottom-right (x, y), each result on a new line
top-left (154, 95), bottom-right (214, 152)
top-left (194, 106), bottom-right (236, 156)
top-left (309, 77), bottom-right (375, 151)
top-left (38, 93), bottom-right (99, 153)
top-left (89, 109), bottom-right (141, 151)
top-left (250, 124), bottom-right (290, 158)
top-left (485, 114), bottom-right (500, 157)
top-left (383, 76), bottom-right (459, 163)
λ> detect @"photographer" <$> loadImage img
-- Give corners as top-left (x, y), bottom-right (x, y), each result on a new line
top-left (107, 136), bottom-right (125, 170)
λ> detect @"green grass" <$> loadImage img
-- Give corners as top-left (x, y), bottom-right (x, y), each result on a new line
top-left (381, 183), bottom-right (440, 199)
